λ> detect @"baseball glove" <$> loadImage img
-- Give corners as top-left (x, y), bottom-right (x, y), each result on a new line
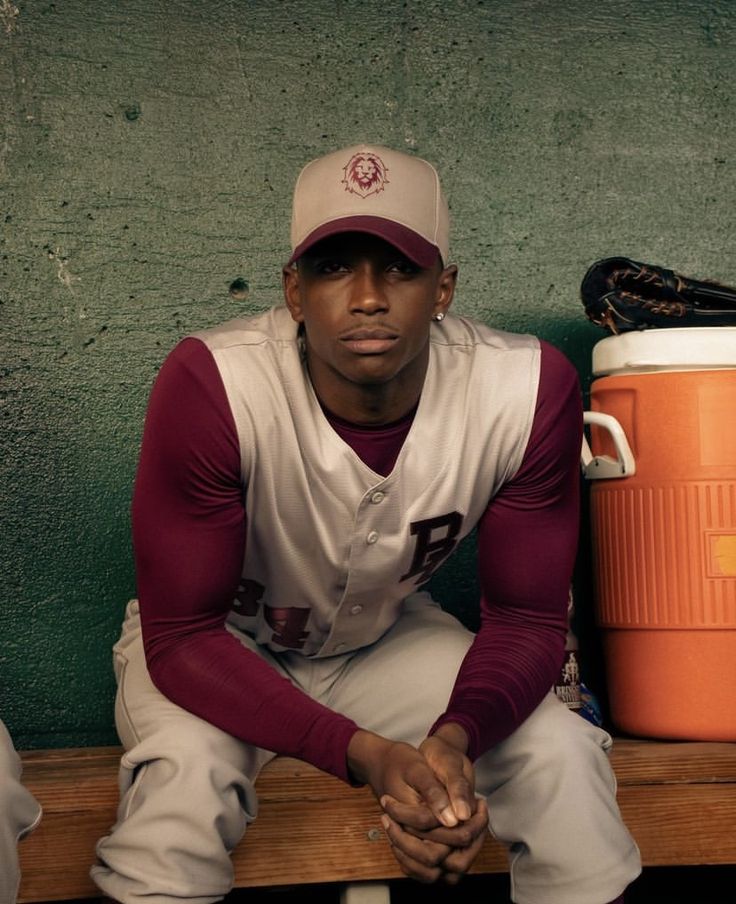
top-left (581, 256), bottom-right (736, 333)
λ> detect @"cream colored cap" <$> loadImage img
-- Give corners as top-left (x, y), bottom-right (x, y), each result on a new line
top-left (289, 144), bottom-right (449, 267)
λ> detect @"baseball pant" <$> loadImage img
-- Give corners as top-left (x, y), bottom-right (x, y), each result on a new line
top-left (0, 719), bottom-right (42, 904)
top-left (92, 597), bottom-right (641, 904)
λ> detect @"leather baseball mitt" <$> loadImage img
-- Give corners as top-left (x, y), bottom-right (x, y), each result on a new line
top-left (581, 256), bottom-right (736, 333)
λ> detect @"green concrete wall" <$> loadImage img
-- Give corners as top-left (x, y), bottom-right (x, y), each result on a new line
top-left (1, 0), bottom-right (734, 749)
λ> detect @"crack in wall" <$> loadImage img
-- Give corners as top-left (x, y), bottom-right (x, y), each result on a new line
top-left (47, 246), bottom-right (81, 294)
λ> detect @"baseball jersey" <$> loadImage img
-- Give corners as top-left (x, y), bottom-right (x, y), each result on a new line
top-left (134, 309), bottom-right (581, 779)
top-left (200, 305), bottom-right (538, 657)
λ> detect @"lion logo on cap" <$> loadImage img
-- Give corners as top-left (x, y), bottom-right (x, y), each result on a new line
top-left (342, 152), bottom-right (389, 198)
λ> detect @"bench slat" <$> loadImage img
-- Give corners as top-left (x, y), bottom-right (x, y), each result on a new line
top-left (618, 783), bottom-right (736, 865)
top-left (610, 739), bottom-right (736, 784)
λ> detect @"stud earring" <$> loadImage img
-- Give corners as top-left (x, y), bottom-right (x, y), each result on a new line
top-left (433, 312), bottom-right (445, 322)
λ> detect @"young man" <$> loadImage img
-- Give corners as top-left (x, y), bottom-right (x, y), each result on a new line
top-left (93, 144), bottom-right (641, 903)
top-left (1, 719), bottom-right (42, 904)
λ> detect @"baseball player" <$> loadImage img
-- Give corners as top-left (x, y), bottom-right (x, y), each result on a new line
top-left (1, 719), bottom-right (41, 904)
top-left (92, 144), bottom-right (641, 903)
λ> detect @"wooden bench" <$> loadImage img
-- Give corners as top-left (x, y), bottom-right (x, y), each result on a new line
top-left (17, 739), bottom-right (736, 903)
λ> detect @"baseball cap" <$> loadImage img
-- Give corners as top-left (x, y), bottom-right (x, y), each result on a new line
top-left (288, 144), bottom-right (449, 268)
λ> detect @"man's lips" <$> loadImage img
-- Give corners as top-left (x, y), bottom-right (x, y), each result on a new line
top-left (340, 328), bottom-right (399, 354)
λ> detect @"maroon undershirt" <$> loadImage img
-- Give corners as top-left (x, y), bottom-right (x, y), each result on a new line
top-left (133, 335), bottom-right (582, 782)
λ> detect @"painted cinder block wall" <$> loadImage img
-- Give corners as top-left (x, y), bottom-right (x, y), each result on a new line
top-left (1, 0), bottom-right (734, 749)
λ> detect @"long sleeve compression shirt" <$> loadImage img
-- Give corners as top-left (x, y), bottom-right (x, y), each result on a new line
top-left (133, 335), bottom-right (581, 779)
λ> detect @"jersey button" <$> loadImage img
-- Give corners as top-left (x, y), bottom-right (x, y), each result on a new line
top-left (366, 530), bottom-right (379, 544)
top-left (350, 604), bottom-right (363, 615)
top-left (370, 491), bottom-right (385, 504)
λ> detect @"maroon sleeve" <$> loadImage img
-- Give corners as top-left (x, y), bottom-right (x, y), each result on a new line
top-left (431, 341), bottom-right (582, 759)
top-left (133, 337), bottom-right (359, 781)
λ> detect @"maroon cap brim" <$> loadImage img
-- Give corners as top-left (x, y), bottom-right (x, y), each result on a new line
top-left (288, 216), bottom-right (440, 268)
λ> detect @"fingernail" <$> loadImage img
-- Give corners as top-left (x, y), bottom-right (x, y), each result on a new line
top-left (379, 796), bottom-right (389, 809)
top-left (440, 805), bottom-right (458, 827)
top-left (456, 802), bottom-right (471, 821)
top-left (380, 814), bottom-right (391, 831)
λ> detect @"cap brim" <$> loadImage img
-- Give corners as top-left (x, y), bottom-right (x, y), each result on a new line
top-left (288, 216), bottom-right (440, 268)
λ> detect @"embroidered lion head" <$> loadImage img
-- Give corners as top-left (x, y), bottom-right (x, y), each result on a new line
top-left (342, 152), bottom-right (389, 198)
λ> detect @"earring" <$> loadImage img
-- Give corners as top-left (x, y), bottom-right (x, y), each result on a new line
top-left (433, 312), bottom-right (445, 322)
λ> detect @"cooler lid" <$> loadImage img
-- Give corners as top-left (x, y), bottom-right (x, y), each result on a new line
top-left (592, 327), bottom-right (736, 376)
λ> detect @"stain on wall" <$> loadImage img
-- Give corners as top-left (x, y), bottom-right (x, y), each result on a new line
top-left (1, 0), bottom-right (734, 748)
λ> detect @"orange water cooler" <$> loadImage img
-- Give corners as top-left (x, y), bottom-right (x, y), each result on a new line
top-left (581, 327), bottom-right (736, 740)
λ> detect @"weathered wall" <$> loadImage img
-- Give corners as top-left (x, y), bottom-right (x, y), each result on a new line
top-left (1, 0), bottom-right (734, 748)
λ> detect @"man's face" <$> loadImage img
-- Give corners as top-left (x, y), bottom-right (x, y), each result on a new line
top-left (283, 232), bottom-right (456, 410)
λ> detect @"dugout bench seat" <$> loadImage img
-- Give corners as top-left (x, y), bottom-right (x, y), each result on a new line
top-left (16, 739), bottom-right (736, 903)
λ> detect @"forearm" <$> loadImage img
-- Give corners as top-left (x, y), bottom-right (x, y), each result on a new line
top-left (138, 534), bottom-right (363, 781)
top-left (431, 502), bottom-right (573, 758)
top-left (147, 625), bottom-right (360, 780)
top-left (431, 621), bottom-right (566, 759)
top-left (136, 481), bottom-right (361, 781)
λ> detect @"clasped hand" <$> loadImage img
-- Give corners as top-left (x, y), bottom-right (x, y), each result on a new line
top-left (347, 727), bottom-right (489, 884)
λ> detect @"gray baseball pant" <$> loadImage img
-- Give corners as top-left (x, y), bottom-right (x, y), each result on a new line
top-left (92, 596), bottom-right (641, 904)
top-left (0, 719), bottom-right (42, 904)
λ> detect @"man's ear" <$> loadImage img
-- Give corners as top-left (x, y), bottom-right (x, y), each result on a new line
top-left (433, 264), bottom-right (458, 319)
top-left (282, 264), bottom-right (304, 323)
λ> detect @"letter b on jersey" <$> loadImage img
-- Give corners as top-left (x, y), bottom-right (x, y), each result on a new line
top-left (400, 512), bottom-right (463, 584)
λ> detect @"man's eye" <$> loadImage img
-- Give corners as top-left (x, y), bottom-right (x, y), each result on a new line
top-left (315, 260), bottom-right (348, 274)
top-left (388, 260), bottom-right (419, 275)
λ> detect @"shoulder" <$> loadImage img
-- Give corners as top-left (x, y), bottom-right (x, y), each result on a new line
top-left (428, 314), bottom-right (542, 413)
top-left (146, 335), bottom-right (236, 437)
top-left (194, 306), bottom-right (298, 352)
top-left (154, 335), bottom-right (223, 401)
top-left (537, 340), bottom-right (581, 411)
top-left (431, 312), bottom-right (540, 354)
top-left (538, 339), bottom-right (579, 388)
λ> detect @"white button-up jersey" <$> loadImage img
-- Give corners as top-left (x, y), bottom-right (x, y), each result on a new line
top-left (196, 306), bottom-right (540, 657)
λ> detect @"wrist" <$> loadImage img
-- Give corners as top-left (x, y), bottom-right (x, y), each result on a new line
top-left (346, 729), bottom-right (393, 786)
top-left (430, 721), bottom-right (469, 755)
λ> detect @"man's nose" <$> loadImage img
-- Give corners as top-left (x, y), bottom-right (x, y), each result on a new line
top-left (348, 265), bottom-right (388, 314)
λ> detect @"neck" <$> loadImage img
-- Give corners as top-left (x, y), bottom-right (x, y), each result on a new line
top-left (329, 386), bottom-right (419, 426)
top-left (306, 349), bottom-right (429, 426)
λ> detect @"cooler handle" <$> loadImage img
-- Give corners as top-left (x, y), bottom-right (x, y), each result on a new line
top-left (581, 411), bottom-right (636, 479)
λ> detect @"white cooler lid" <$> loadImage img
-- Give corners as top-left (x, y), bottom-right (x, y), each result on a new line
top-left (592, 327), bottom-right (736, 376)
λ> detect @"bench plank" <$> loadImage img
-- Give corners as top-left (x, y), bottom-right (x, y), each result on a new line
top-left (17, 740), bottom-right (736, 902)
top-left (610, 739), bottom-right (736, 784)
top-left (617, 783), bottom-right (736, 866)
